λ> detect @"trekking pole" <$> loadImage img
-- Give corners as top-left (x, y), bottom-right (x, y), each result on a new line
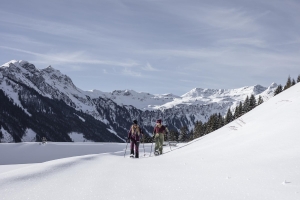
top-left (124, 137), bottom-right (129, 158)
top-left (143, 135), bottom-right (146, 157)
top-left (150, 135), bottom-right (154, 157)
top-left (168, 133), bottom-right (172, 151)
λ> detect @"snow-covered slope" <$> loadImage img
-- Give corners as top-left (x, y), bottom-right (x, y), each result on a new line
top-left (86, 89), bottom-right (180, 110)
top-left (0, 83), bottom-right (299, 200)
top-left (161, 83), bottom-right (277, 110)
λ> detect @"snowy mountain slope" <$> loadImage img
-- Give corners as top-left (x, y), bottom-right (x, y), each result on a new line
top-left (0, 60), bottom-right (275, 112)
top-left (86, 89), bottom-right (180, 110)
top-left (0, 83), bottom-right (299, 200)
top-left (158, 83), bottom-right (277, 110)
top-left (0, 60), bottom-right (277, 141)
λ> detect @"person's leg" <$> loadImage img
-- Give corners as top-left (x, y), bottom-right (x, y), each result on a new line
top-left (135, 141), bottom-right (139, 158)
top-left (130, 140), bottom-right (134, 155)
top-left (159, 134), bottom-right (164, 154)
top-left (154, 134), bottom-right (159, 152)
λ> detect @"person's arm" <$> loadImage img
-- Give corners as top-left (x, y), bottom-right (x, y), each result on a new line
top-left (152, 126), bottom-right (156, 137)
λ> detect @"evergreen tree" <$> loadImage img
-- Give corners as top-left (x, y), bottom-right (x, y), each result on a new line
top-left (225, 109), bottom-right (233, 124)
top-left (292, 79), bottom-right (296, 86)
top-left (141, 133), bottom-right (152, 143)
top-left (205, 116), bottom-right (213, 134)
top-left (217, 113), bottom-right (224, 128)
top-left (193, 121), bottom-right (203, 138)
top-left (297, 75), bottom-right (300, 83)
top-left (168, 130), bottom-right (179, 141)
top-left (211, 114), bottom-right (219, 132)
top-left (274, 85), bottom-right (283, 96)
top-left (249, 94), bottom-right (256, 111)
top-left (178, 126), bottom-right (188, 142)
top-left (284, 76), bottom-right (292, 90)
top-left (242, 96), bottom-right (250, 114)
top-left (202, 122), bottom-right (208, 135)
top-left (233, 104), bottom-right (239, 119)
top-left (257, 95), bottom-right (264, 105)
top-left (238, 102), bottom-right (243, 117)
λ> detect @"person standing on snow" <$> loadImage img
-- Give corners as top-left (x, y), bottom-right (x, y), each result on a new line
top-left (128, 120), bottom-right (143, 158)
top-left (153, 119), bottom-right (169, 155)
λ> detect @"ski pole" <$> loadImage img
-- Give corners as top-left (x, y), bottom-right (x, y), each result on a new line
top-left (150, 135), bottom-right (154, 157)
top-left (168, 133), bottom-right (172, 151)
top-left (142, 134), bottom-right (146, 156)
top-left (124, 137), bottom-right (129, 158)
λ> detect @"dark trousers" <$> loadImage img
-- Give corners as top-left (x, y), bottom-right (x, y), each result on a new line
top-left (130, 140), bottom-right (140, 158)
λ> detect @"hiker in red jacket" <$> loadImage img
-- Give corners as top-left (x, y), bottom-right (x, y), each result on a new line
top-left (153, 119), bottom-right (168, 155)
top-left (128, 120), bottom-right (143, 158)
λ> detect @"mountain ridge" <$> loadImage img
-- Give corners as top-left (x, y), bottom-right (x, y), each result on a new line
top-left (0, 60), bottom-right (277, 142)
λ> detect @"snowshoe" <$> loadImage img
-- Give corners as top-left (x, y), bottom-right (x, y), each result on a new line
top-left (154, 151), bottom-right (160, 156)
top-left (130, 154), bottom-right (134, 158)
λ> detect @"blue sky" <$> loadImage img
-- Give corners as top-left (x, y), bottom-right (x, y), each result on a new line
top-left (0, 0), bottom-right (300, 95)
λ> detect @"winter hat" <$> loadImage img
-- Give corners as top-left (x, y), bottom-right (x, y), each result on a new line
top-left (133, 120), bottom-right (138, 124)
top-left (156, 119), bottom-right (162, 124)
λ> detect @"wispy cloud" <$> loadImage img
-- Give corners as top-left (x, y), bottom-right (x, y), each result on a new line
top-left (142, 63), bottom-right (160, 71)
top-left (122, 67), bottom-right (141, 77)
top-left (215, 38), bottom-right (267, 48)
top-left (0, 33), bottom-right (53, 47)
top-left (0, 46), bottom-right (140, 68)
top-left (152, 3), bottom-right (269, 36)
top-left (0, 11), bottom-right (99, 41)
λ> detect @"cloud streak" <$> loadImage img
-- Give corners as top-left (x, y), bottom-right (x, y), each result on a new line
top-left (0, 46), bottom-right (140, 68)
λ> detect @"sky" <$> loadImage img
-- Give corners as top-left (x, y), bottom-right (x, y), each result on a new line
top-left (0, 0), bottom-right (300, 95)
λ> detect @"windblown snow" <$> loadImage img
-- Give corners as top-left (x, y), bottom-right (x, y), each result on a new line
top-left (68, 132), bottom-right (92, 142)
top-left (0, 83), bottom-right (299, 200)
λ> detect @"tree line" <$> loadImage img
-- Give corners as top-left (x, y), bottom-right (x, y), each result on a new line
top-left (274, 75), bottom-right (300, 96)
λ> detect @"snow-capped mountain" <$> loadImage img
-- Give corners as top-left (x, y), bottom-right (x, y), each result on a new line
top-left (0, 60), bottom-right (277, 142)
top-left (86, 89), bottom-right (180, 110)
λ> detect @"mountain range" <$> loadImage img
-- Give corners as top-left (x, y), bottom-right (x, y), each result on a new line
top-left (0, 60), bottom-right (277, 142)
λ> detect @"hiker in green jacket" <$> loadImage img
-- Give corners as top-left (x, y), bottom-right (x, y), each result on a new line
top-left (153, 119), bottom-right (168, 155)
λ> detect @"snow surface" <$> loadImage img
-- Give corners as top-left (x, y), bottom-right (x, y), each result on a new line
top-left (74, 113), bottom-right (86, 122)
top-left (0, 127), bottom-right (14, 143)
top-left (0, 83), bottom-right (299, 199)
top-left (68, 132), bottom-right (92, 142)
top-left (21, 128), bottom-right (36, 142)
